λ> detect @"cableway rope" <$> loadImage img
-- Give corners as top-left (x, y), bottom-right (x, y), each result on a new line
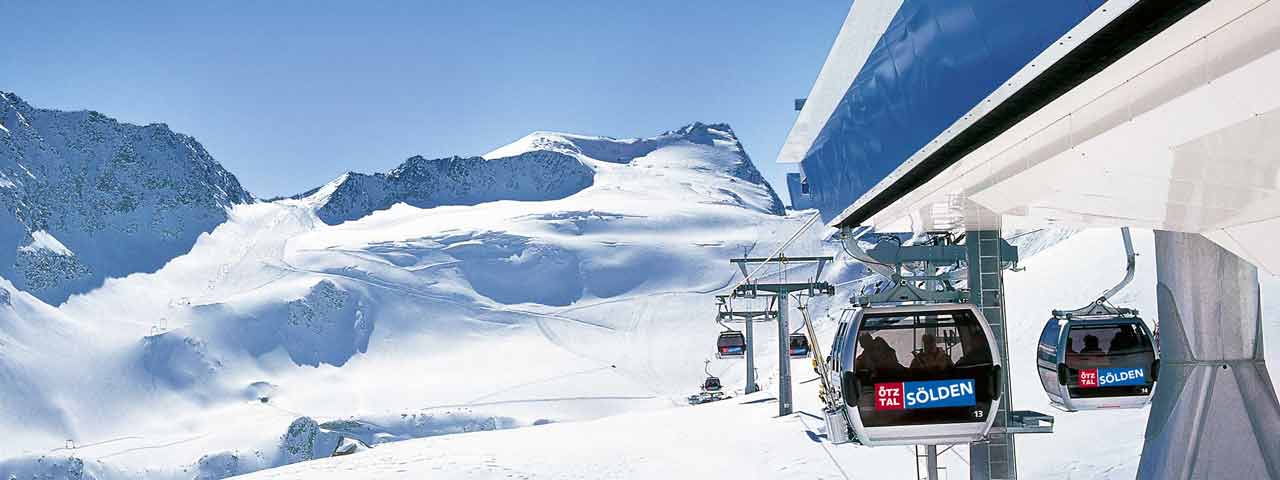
top-left (729, 211), bottom-right (823, 295)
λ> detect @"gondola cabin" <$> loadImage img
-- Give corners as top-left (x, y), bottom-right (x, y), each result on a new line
top-left (1036, 313), bottom-right (1158, 411)
top-left (789, 334), bottom-right (811, 358)
top-left (716, 331), bottom-right (746, 359)
top-left (831, 303), bottom-right (1002, 446)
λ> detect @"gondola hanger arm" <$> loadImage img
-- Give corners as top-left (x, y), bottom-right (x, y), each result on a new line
top-left (1055, 227), bottom-right (1138, 318)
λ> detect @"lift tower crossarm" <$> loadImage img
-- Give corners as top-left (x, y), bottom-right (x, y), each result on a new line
top-left (716, 311), bottom-right (777, 323)
top-left (731, 256), bottom-right (833, 282)
top-left (733, 282), bottom-right (836, 297)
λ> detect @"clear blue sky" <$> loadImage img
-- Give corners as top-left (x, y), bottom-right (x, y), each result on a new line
top-left (1, 1), bottom-right (849, 199)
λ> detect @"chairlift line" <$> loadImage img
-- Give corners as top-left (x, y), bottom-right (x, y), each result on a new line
top-left (728, 211), bottom-right (823, 295)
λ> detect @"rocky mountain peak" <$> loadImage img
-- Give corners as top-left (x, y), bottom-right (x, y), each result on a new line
top-left (0, 92), bottom-right (254, 304)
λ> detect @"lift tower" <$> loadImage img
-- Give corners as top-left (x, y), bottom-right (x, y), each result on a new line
top-left (731, 255), bottom-right (833, 416)
top-left (840, 228), bottom-right (1051, 480)
top-left (716, 294), bottom-right (777, 394)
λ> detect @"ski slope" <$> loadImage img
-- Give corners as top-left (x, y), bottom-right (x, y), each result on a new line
top-left (237, 229), bottom-right (1280, 480)
top-left (3, 118), bottom-right (1277, 479)
top-left (0, 123), bottom-right (821, 479)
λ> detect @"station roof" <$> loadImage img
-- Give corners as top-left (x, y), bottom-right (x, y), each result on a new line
top-left (790, 0), bottom-right (1280, 273)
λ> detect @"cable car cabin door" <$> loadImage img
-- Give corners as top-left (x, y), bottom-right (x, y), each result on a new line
top-left (1056, 318), bottom-right (1158, 411)
top-left (842, 304), bottom-right (1002, 446)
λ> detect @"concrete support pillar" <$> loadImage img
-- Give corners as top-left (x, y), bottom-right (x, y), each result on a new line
top-left (1139, 231), bottom-right (1280, 479)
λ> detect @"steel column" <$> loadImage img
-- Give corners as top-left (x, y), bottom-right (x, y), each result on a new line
top-left (778, 292), bottom-right (793, 416)
top-left (745, 311), bottom-right (758, 394)
top-left (926, 445), bottom-right (940, 480)
top-left (968, 229), bottom-right (1017, 480)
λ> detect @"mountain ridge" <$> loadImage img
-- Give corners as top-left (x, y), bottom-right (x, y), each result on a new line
top-left (0, 91), bottom-right (253, 304)
top-left (298, 121), bottom-right (785, 226)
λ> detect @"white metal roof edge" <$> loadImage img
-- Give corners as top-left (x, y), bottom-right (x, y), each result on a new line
top-left (776, 0), bottom-right (905, 166)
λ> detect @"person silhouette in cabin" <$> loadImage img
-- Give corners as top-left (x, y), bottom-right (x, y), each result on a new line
top-left (855, 333), bottom-right (904, 373)
top-left (1109, 327), bottom-right (1139, 355)
top-left (1080, 334), bottom-right (1104, 354)
top-left (911, 333), bottom-right (955, 372)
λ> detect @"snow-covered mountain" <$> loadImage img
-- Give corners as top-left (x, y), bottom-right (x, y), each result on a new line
top-left (0, 92), bottom-right (253, 304)
top-left (5, 94), bottom-right (1273, 480)
top-left (486, 123), bottom-right (784, 215)
top-left (299, 122), bottom-right (785, 225)
top-left (298, 152), bottom-right (594, 226)
top-left (0, 115), bottom-right (808, 479)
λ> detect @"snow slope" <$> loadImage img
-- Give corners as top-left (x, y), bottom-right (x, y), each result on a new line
top-left (0, 122), bottom-right (810, 479)
top-left (3, 104), bottom-right (1275, 480)
top-left (0, 92), bottom-right (253, 304)
top-left (237, 229), bottom-right (1280, 480)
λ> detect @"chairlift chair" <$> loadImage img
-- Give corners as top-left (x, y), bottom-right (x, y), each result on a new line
top-left (829, 303), bottom-right (1003, 446)
top-left (716, 331), bottom-right (746, 359)
top-left (702, 376), bottom-right (723, 392)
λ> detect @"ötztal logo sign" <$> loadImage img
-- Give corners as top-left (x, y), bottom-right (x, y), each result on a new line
top-left (1078, 367), bottom-right (1145, 388)
top-left (874, 379), bottom-right (976, 410)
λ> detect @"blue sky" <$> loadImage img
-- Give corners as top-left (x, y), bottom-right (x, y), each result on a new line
top-left (1, 1), bottom-right (848, 199)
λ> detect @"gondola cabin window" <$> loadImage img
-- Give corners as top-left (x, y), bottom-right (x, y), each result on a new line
top-left (1037, 320), bottom-right (1063, 394)
top-left (1063, 323), bottom-right (1156, 398)
top-left (852, 309), bottom-right (997, 427)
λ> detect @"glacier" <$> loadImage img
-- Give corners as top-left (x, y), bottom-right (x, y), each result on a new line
top-left (1, 92), bottom-right (1275, 480)
top-left (0, 105), bottom-right (803, 479)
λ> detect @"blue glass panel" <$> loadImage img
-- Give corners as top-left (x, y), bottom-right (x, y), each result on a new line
top-left (800, 0), bottom-right (1102, 221)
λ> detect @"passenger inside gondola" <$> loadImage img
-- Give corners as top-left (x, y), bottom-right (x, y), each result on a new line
top-left (956, 328), bottom-right (992, 367)
top-left (1080, 334), bottom-right (1104, 354)
top-left (1109, 327), bottom-right (1139, 354)
top-left (855, 333), bottom-right (903, 372)
top-left (851, 308), bottom-right (998, 430)
top-left (911, 333), bottom-right (954, 372)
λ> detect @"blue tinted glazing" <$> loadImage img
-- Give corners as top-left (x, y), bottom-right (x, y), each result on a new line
top-left (786, 173), bottom-right (814, 209)
top-left (801, 0), bottom-right (1099, 221)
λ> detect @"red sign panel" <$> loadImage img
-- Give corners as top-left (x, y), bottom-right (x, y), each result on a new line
top-left (874, 382), bottom-right (905, 410)
top-left (1078, 368), bottom-right (1099, 388)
